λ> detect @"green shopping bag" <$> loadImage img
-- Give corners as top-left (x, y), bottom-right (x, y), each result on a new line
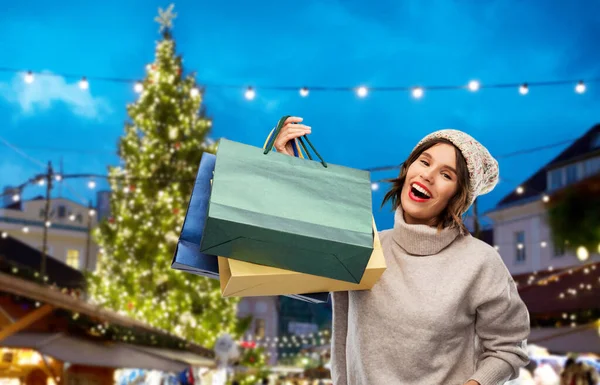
top-left (199, 116), bottom-right (373, 283)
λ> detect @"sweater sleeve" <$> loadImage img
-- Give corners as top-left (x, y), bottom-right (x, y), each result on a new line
top-left (469, 272), bottom-right (530, 385)
top-left (331, 291), bottom-right (349, 385)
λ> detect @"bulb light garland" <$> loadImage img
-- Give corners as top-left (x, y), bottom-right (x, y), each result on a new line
top-left (0, 66), bottom-right (597, 100)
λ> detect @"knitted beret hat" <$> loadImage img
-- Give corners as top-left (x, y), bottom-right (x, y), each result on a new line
top-left (414, 129), bottom-right (499, 209)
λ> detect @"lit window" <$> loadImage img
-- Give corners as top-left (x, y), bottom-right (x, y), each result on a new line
top-left (66, 249), bottom-right (80, 269)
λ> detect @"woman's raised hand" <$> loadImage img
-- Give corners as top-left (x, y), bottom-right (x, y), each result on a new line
top-left (272, 116), bottom-right (312, 156)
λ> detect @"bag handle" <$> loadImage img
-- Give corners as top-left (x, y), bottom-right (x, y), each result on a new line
top-left (263, 115), bottom-right (328, 168)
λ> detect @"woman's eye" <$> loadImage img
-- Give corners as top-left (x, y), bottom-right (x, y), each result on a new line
top-left (420, 160), bottom-right (429, 166)
top-left (442, 173), bottom-right (452, 180)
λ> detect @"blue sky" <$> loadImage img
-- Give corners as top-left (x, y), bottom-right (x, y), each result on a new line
top-left (0, 0), bottom-right (598, 230)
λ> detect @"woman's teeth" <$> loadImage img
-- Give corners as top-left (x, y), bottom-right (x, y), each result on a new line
top-left (411, 183), bottom-right (431, 198)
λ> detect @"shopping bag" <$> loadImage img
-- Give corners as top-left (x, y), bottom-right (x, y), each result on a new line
top-left (171, 152), bottom-right (329, 304)
top-left (217, 220), bottom-right (386, 298)
top-left (200, 116), bottom-right (374, 283)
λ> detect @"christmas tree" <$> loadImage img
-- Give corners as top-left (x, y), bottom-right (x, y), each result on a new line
top-left (87, 4), bottom-right (241, 348)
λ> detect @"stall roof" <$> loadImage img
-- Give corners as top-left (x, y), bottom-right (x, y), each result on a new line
top-left (2, 332), bottom-right (214, 372)
top-left (529, 321), bottom-right (600, 354)
top-left (0, 271), bottom-right (213, 358)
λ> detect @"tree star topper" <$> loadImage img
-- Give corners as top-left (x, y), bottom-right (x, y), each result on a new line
top-left (155, 4), bottom-right (177, 32)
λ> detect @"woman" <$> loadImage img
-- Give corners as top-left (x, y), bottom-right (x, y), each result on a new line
top-left (272, 117), bottom-right (531, 385)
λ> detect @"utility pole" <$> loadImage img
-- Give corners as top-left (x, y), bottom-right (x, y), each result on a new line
top-left (85, 200), bottom-right (93, 271)
top-left (41, 161), bottom-right (53, 280)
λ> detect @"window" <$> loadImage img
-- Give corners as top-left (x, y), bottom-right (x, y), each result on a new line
top-left (66, 249), bottom-right (80, 269)
top-left (254, 319), bottom-right (266, 339)
top-left (57, 205), bottom-right (67, 218)
top-left (514, 231), bottom-right (526, 263)
top-left (565, 164), bottom-right (578, 184)
top-left (592, 133), bottom-right (600, 149)
top-left (553, 243), bottom-right (565, 257)
top-left (548, 169), bottom-right (563, 190)
top-left (584, 157), bottom-right (600, 177)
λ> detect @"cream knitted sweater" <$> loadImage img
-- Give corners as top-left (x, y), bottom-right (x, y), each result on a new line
top-left (331, 208), bottom-right (530, 385)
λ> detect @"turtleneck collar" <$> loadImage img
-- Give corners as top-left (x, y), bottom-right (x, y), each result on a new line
top-left (391, 206), bottom-right (461, 256)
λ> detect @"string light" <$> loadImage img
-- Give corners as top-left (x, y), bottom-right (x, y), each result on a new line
top-left (12, 193), bottom-right (20, 202)
top-left (468, 80), bottom-right (480, 92)
top-left (24, 71), bottom-right (34, 84)
top-left (516, 186), bottom-right (524, 194)
top-left (541, 241), bottom-right (547, 248)
top-left (244, 86), bottom-right (256, 100)
top-left (1, 232), bottom-right (7, 238)
top-left (88, 180), bottom-right (96, 189)
top-left (79, 77), bottom-right (89, 90)
top-left (89, 209), bottom-right (96, 216)
top-left (134, 82), bottom-right (144, 93)
top-left (190, 87), bottom-right (200, 98)
top-left (45, 221), bottom-right (51, 228)
top-left (54, 174), bottom-right (62, 181)
top-left (412, 87), bottom-right (424, 99)
top-left (356, 86), bottom-right (368, 98)
top-left (371, 182), bottom-right (379, 191)
top-left (299, 87), bottom-right (309, 97)
top-left (37, 178), bottom-right (45, 186)
top-left (519, 83), bottom-right (529, 95)
top-left (575, 80), bottom-right (586, 94)
top-left (542, 194), bottom-right (550, 203)
top-left (576, 246), bottom-right (589, 262)
top-left (22, 226), bottom-right (29, 233)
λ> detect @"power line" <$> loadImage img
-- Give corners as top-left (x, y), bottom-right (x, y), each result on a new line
top-left (365, 137), bottom-right (576, 173)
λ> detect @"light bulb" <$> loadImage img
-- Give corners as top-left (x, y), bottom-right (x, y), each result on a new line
top-left (190, 87), bottom-right (200, 98)
top-left (12, 194), bottom-right (20, 202)
top-left (38, 178), bottom-right (45, 186)
top-left (54, 174), bottom-right (62, 181)
top-left (299, 87), bottom-right (309, 97)
top-left (542, 194), bottom-right (550, 203)
top-left (356, 86), bottom-right (368, 98)
top-left (89, 209), bottom-right (96, 216)
top-left (575, 81), bottom-right (586, 94)
top-left (1, 232), bottom-right (7, 238)
top-left (244, 87), bottom-right (256, 100)
top-left (412, 87), bottom-right (424, 99)
top-left (24, 71), bottom-right (34, 84)
top-left (134, 82), bottom-right (144, 93)
top-left (576, 246), bottom-right (589, 262)
top-left (519, 83), bottom-right (529, 95)
top-left (45, 221), bottom-right (51, 228)
top-left (468, 80), bottom-right (480, 92)
top-left (88, 180), bottom-right (96, 189)
top-left (69, 214), bottom-right (76, 221)
top-left (516, 186), bottom-right (524, 194)
top-left (22, 227), bottom-right (29, 233)
top-left (540, 241), bottom-right (547, 248)
top-left (371, 183), bottom-right (379, 191)
top-left (79, 77), bottom-right (89, 90)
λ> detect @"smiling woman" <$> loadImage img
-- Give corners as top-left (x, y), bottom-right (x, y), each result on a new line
top-left (382, 137), bottom-right (471, 232)
top-left (271, 117), bottom-right (530, 385)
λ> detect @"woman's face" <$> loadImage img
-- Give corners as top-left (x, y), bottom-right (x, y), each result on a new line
top-left (400, 143), bottom-right (460, 226)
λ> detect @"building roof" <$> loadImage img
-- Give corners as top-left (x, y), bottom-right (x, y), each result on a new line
top-left (3, 195), bottom-right (90, 210)
top-left (514, 261), bottom-right (599, 315)
top-left (495, 124), bottom-right (600, 208)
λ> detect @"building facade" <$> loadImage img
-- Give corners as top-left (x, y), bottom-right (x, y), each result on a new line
top-left (0, 194), bottom-right (98, 271)
top-left (486, 124), bottom-right (600, 275)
